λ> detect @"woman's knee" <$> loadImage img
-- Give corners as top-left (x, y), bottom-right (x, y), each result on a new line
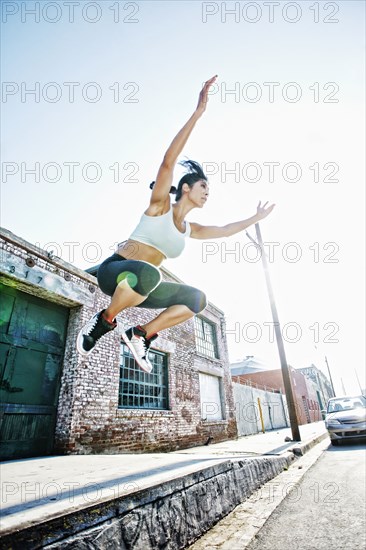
top-left (188, 289), bottom-right (207, 314)
top-left (132, 263), bottom-right (162, 295)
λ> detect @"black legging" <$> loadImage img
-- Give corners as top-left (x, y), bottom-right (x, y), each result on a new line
top-left (97, 254), bottom-right (207, 314)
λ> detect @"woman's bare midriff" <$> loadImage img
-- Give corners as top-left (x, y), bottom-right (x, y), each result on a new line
top-left (116, 239), bottom-right (166, 267)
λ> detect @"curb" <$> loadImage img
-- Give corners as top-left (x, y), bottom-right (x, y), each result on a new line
top-left (289, 431), bottom-right (329, 457)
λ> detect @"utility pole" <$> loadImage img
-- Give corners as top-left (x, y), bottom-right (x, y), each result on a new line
top-left (316, 372), bottom-right (327, 410)
top-left (324, 356), bottom-right (336, 396)
top-left (250, 223), bottom-right (301, 441)
top-left (354, 369), bottom-right (363, 395)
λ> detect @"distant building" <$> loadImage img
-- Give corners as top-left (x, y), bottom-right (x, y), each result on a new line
top-left (0, 227), bottom-right (237, 461)
top-left (230, 355), bottom-right (271, 377)
top-left (231, 365), bottom-right (322, 425)
top-left (297, 364), bottom-right (334, 410)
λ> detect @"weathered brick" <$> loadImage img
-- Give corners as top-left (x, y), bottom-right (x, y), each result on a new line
top-left (0, 228), bottom-right (238, 456)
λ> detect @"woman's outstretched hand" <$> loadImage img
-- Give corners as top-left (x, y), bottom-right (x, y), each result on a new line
top-left (256, 201), bottom-right (275, 220)
top-left (196, 75), bottom-right (218, 115)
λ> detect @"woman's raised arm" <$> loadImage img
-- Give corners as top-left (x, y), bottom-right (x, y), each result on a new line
top-left (149, 76), bottom-right (217, 209)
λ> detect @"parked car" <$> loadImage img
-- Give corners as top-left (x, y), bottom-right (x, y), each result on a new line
top-left (323, 395), bottom-right (366, 446)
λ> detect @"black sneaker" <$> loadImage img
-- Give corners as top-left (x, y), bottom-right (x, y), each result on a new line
top-left (77, 310), bottom-right (117, 356)
top-left (121, 326), bottom-right (158, 373)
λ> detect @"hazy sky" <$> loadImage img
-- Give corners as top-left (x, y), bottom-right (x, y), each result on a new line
top-left (1, 0), bottom-right (365, 395)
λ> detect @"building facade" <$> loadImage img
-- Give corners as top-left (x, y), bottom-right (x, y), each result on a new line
top-left (0, 228), bottom-right (237, 460)
top-left (297, 364), bottom-right (335, 410)
top-left (232, 366), bottom-right (323, 425)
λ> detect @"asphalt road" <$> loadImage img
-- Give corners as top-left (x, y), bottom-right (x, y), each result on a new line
top-left (247, 441), bottom-right (366, 550)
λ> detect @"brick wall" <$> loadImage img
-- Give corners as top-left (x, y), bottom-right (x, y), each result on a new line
top-left (1, 228), bottom-right (237, 455)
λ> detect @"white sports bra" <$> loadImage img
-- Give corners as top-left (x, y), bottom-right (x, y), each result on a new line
top-left (128, 207), bottom-right (191, 259)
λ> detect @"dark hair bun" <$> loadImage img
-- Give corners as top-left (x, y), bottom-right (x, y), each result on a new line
top-left (179, 159), bottom-right (207, 180)
top-left (149, 181), bottom-right (177, 194)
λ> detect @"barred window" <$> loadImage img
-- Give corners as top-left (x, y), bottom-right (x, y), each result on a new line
top-left (194, 317), bottom-right (219, 359)
top-left (118, 344), bottom-right (169, 410)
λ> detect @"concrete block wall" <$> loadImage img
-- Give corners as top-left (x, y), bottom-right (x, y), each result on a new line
top-left (233, 382), bottom-right (288, 436)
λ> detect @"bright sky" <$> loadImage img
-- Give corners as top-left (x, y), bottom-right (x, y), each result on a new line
top-left (1, 1), bottom-right (365, 396)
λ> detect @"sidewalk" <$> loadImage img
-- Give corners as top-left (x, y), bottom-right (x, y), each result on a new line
top-left (0, 422), bottom-right (328, 549)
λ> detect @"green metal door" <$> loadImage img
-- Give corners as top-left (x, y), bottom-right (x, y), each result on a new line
top-left (0, 285), bottom-right (69, 460)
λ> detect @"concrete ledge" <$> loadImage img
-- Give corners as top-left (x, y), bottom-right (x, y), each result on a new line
top-left (0, 426), bottom-right (328, 549)
top-left (0, 455), bottom-right (295, 550)
top-left (289, 431), bottom-right (329, 457)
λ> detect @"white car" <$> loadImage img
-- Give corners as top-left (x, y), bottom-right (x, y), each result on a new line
top-left (324, 395), bottom-right (366, 446)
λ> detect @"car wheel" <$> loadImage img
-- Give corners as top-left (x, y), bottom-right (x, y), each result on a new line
top-left (331, 440), bottom-right (339, 446)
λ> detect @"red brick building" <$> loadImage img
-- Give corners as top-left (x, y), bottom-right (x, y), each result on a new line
top-left (232, 366), bottom-right (322, 425)
top-left (0, 228), bottom-right (237, 460)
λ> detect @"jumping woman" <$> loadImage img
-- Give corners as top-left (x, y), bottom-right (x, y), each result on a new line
top-left (77, 75), bottom-right (275, 372)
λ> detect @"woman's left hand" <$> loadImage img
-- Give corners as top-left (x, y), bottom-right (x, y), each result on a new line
top-left (196, 75), bottom-right (218, 115)
top-left (256, 201), bottom-right (275, 220)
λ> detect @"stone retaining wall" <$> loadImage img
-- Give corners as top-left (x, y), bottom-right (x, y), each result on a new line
top-left (0, 455), bottom-right (295, 550)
